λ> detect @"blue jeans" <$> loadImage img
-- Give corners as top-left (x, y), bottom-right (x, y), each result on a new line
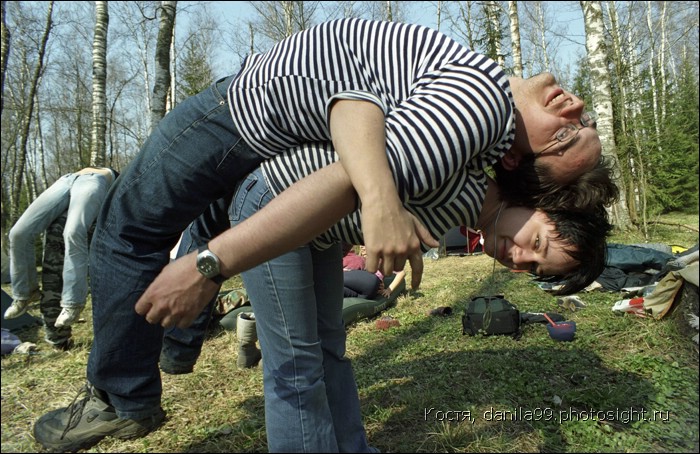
top-left (160, 198), bottom-right (231, 373)
top-left (231, 169), bottom-right (371, 452)
top-left (9, 172), bottom-right (110, 307)
top-left (87, 75), bottom-right (263, 419)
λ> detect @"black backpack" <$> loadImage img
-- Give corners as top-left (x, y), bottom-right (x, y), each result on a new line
top-left (462, 295), bottom-right (521, 337)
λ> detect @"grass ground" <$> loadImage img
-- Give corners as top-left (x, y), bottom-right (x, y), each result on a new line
top-left (1, 212), bottom-right (698, 453)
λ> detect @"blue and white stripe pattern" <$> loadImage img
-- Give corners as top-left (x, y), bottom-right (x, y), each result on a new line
top-left (228, 18), bottom-right (515, 248)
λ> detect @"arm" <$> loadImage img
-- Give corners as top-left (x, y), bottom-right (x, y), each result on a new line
top-left (328, 99), bottom-right (439, 278)
top-left (135, 162), bottom-right (433, 328)
top-left (380, 270), bottom-right (406, 298)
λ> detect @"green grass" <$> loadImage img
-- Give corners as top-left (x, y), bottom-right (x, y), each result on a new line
top-left (1, 212), bottom-right (698, 452)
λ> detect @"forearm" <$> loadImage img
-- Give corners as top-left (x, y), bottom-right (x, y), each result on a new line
top-left (209, 163), bottom-right (356, 278)
top-left (328, 99), bottom-right (401, 209)
top-left (329, 99), bottom-right (425, 274)
top-left (388, 270), bottom-right (407, 292)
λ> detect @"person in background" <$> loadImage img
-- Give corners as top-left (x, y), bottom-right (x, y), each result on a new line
top-left (342, 244), bottom-right (406, 299)
top-left (5, 167), bottom-right (117, 328)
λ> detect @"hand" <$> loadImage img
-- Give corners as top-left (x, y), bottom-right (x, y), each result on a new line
top-left (380, 288), bottom-right (392, 298)
top-left (360, 200), bottom-right (438, 291)
top-left (134, 252), bottom-right (220, 328)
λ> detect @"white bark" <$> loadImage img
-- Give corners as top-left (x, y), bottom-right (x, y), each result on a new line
top-left (659, 1), bottom-right (667, 123)
top-left (645, 1), bottom-right (661, 147)
top-left (485, 1), bottom-right (504, 68)
top-left (90, 0), bottom-right (108, 167)
top-left (581, 0), bottom-right (631, 228)
top-left (150, 0), bottom-right (176, 132)
top-left (508, 1), bottom-right (523, 77)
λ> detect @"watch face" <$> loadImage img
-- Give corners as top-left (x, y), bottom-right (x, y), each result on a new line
top-left (197, 251), bottom-right (220, 278)
top-left (198, 257), bottom-right (216, 274)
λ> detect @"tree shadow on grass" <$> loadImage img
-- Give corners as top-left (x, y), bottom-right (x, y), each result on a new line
top-left (355, 343), bottom-right (656, 452)
top-left (345, 270), bottom-right (665, 452)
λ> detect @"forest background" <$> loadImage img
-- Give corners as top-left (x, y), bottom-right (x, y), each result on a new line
top-left (1, 0), bottom-right (698, 237)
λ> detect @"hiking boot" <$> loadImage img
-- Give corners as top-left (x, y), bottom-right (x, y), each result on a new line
top-left (33, 383), bottom-right (165, 452)
top-left (55, 306), bottom-right (84, 328)
top-left (4, 288), bottom-right (42, 319)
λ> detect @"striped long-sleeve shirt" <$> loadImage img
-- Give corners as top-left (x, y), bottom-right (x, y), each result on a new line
top-left (228, 18), bottom-right (515, 248)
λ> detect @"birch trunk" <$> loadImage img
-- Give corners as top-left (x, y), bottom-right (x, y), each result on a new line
top-left (1, 0), bottom-right (10, 116)
top-left (90, 1), bottom-right (108, 167)
top-left (535, 2), bottom-right (550, 70)
top-left (150, 0), bottom-right (176, 132)
top-left (659, 1), bottom-right (666, 123)
top-left (484, 1), bottom-right (504, 68)
top-left (458, 1), bottom-right (476, 50)
top-left (580, 0), bottom-right (632, 229)
top-left (645, 1), bottom-right (661, 151)
top-left (508, 1), bottom-right (523, 78)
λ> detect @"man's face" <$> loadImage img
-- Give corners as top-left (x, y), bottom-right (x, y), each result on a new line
top-left (510, 73), bottom-right (602, 184)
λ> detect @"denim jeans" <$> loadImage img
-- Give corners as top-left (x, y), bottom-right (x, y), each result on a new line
top-left (231, 169), bottom-right (371, 452)
top-left (160, 198), bottom-right (231, 373)
top-left (87, 75), bottom-right (264, 419)
top-left (9, 172), bottom-right (110, 307)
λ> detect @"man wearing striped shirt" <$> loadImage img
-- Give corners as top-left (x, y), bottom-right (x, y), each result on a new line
top-left (34, 18), bottom-right (613, 452)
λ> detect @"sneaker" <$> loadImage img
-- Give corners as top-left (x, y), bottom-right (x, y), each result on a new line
top-left (4, 299), bottom-right (30, 319)
top-left (4, 288), bottom-right (42, 319)
top-left (33, 383), bottom-right (166, 452)
top-left (55, 307), bottom-right (84, 328)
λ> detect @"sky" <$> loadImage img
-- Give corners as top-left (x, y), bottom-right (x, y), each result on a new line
top-left (185, 1), bottom-right (588, 79)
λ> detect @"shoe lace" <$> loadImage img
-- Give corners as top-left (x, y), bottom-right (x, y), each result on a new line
top-left (61, 385), bottom-right (91, 439)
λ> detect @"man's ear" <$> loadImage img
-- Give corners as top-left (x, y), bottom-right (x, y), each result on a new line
top-left (500, 149), bottom-right (522, 170)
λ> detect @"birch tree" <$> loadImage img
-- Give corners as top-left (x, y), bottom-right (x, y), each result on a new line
top-left (645, 1), bottom-right (661, 152)
top-left (483, 1), bottom-right (504, 68)
top-left (248, 1), bottom-right (321, 45)
top-left (0, 0), bottom-right (16, 231)
top-left (90, 1), bottom-right (108, 166)
top-left (581, 0), bottom-right (631, 229)
top-left (454, 1), bottom-right (478, 50)
top-left (150, 0), bottom-right (176, 131)
top-left (1, 0), bottom-right (9, 115)
top-left (521, 1), bottom-right (551, 74)
top-left (508, 1), bottom-right (523, 77)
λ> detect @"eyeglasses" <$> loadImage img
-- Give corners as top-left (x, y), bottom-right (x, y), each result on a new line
top-left (535, 111), bottom-right (599, 155)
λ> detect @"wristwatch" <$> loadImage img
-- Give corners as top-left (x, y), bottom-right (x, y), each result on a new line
top-left (196, 245), bottom-right (227, 285)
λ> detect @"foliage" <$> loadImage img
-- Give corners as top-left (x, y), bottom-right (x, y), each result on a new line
top-left (647, 55), bottom-right (699, 214)
top-left (176, 34), bottom-right (215, 102)
top-left (173, 5), bottom-right (218, 104)
top-left (570, 56), bottom-right (593, 107)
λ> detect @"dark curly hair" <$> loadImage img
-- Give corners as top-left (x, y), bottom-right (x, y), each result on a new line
top-left (539, 208), bottom-right (614, 295)
top-left (493, 155), bottom-right (619, 294)
top-left (493, 154), bottom-right (619, 213)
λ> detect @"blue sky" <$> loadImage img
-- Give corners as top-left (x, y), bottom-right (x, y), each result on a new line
top-left (189, 1), bottom-right (587, 78)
